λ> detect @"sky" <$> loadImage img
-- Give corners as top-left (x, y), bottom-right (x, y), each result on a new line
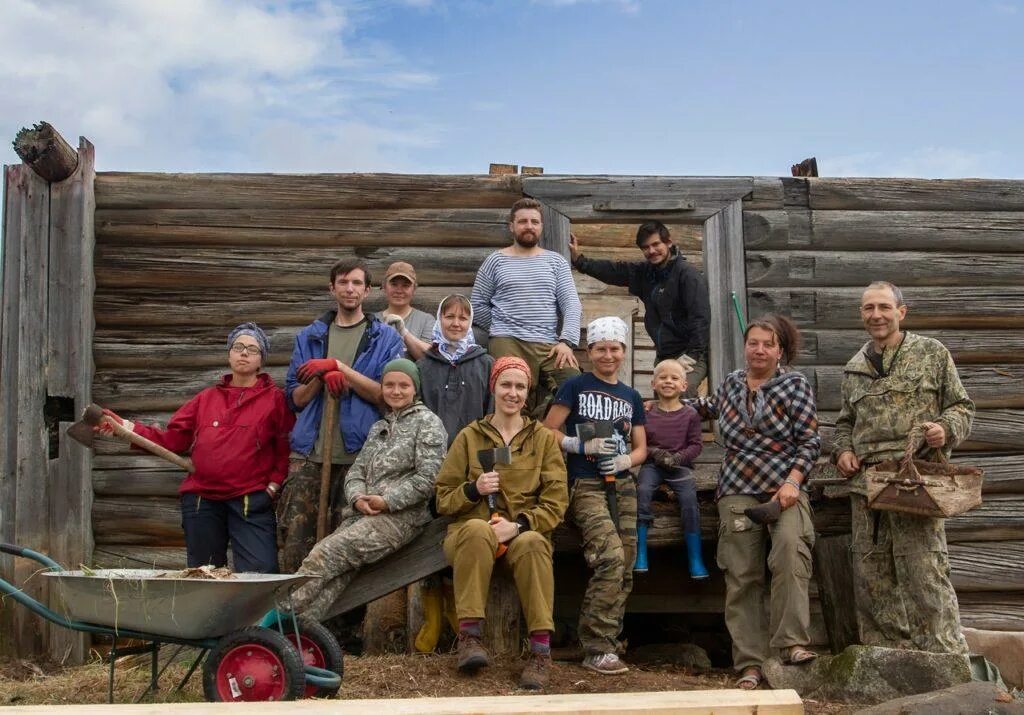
top-left (0, 0), bottom-right (1021, 177)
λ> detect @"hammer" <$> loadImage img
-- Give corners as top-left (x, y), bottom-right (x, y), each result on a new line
top-left (67, 404), bottom-right (195, 472)
top-left (576, 420), bottom-right (619, 527)
top-left (478, 446), bottom-right (512, 557)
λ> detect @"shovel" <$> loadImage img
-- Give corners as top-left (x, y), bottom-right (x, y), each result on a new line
top-left (67, 403), bottom-right (194, 472)
top-left (576, 420), bottom-right (619, 528)
top-left (478, 446), bottom-right (512, 557)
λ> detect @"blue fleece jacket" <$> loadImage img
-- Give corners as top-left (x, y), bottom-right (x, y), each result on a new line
top-left (286, 311), bottom-right (403, 455)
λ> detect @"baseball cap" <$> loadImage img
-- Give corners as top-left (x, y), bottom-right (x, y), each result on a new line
top-left (384, 261), bottom-right (417, 284)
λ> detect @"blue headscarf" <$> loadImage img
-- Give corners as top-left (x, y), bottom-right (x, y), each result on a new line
top-left (227, 322), bottom-right (270, 358)
top-left (431, 295), bottom-right (477, 364)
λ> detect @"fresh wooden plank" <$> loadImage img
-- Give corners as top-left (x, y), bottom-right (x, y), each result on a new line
top-left (807, 178), bottom-right (1024, 211)
top-left (0, 689), bottom-right (806, 714)
top-left (95, 173), bottom-right (523, 210)
top-left (1, 163), bottom-right (52, 657)
top-left (748, 287), bottom-right (1024, 329)
top-left (523, 175), bottom-right (756, 223)
top-left (94, 245), bottom-right (493, 288)
top-left (744, 209), bottom-right (1024, 252)
top-left (747, 250), bottom-right (1024, 287)
top-left (949, 541), bottom-right (1024, 592)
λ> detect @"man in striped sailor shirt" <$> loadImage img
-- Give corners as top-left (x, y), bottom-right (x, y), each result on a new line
top-left (471, 198), bottom-right (583, 417)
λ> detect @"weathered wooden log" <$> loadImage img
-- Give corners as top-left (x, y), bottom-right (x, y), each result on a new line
top-left (92, 545), bottom-right (186, 569)
top-left (95, 325), bottom-right (298, 368)
top-left (749, 286), bottom-right (1024, 329)
top-left (94, 245), bottom-right (493, 289)
top-left (572, 223), bottom-right (702, 251)
top-left (93, 497), bottom-right (184, 545)
top-left (13, 122), bottom-right (79, 182)
top-left (957, 592), bottom-right (1024, 631)
top-left (362, 589), bottom-right (409, 655)
top-left (94, 366), bottom-right (288, 411)
top-left (945, 494), bottom-right (1024, 542)
top-left (747, 251), bottom-right (1024, 288)
top-left (806, 178), bottom-right (1024, 211)
top-left (95, 173), bottom-right (522, 210)
top-left (811, 534), bottom-right (857, 654)
top-left (949, 541), bottom-right (1024, 592)
top-left (483, 570), bottom-right (522, 657)
top-left (743, 210), bottom-right (1024, 252)
top-left (965, 410), bottom-right (1024, 450)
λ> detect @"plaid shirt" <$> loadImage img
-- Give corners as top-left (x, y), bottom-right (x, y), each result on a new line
top-left (691, 367), bottom-right (820, 499)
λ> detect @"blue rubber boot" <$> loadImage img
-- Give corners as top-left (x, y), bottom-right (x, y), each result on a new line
top-left (634, 523), bottom-right (649, 573)
top-left (685, 532), bottom-right (709, 579)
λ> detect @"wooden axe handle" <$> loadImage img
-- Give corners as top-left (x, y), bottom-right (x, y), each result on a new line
top-left (105, 417), bottom-right (194, 472)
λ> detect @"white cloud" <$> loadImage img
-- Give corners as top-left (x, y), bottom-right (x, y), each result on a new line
top-left (0, 0), bottom-right (439, 171)
top-left (531, 0), bottom-right (640, 13)
top-left (823, 147), bottom-right (1003, 178)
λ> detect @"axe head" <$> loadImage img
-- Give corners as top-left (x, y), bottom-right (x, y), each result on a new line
top-left (477, 447), bottom-right (512, 473)
top-left (575, 420), bottom-right (615, 442)
top-left (66, 404), bottom-right (107, 449)
top-left (744, 500), bottom-right (782, 525)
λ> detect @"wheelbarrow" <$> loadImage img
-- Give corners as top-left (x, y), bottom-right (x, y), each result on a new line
top-left (0, 543), bottom-right (342, 703)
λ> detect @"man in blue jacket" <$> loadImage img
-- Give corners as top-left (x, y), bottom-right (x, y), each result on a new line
top-left (570, 221), bottom-right (710, 397)
top-left (278, 258), bottom-right (404, 572)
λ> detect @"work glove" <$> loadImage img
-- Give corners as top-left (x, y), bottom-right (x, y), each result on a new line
top-left (650, 448), bottom-right (682, 470)
top-left (383, 314), bottom-right (407, 335)
top-left (322, 370), bottom-right (349, 398)
top-left (297, 358), bottom-right (339, 383)
top-left (583, 437), bottom-right (618, 455)
top-left (597, 454), bottom-right (632, 475)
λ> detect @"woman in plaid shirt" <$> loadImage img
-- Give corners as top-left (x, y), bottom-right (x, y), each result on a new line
top-left (690, 314), bottom-right (820, 690)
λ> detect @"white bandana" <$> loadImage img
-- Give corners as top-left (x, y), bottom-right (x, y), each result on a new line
top-left (586, 316), bottom-right (629, 347)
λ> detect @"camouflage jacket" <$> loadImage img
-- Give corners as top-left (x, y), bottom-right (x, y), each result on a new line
top-left (343, 401), bottom-right (447, 524)
top-left (833, 332), bottom-right (974, 494)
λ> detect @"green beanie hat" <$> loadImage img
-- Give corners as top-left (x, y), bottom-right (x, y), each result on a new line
top-left (382, 358), bottom-right (421, 394)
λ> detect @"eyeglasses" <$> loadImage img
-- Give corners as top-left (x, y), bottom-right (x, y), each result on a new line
top-left (230, 343), bottom-right (263, 356)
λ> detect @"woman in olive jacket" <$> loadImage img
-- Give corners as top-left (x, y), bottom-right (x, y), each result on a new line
top-left (434, 356), bottom-right (567, 690)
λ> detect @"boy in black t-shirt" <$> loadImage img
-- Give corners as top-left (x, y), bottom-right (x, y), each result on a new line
top-left (545, 316), bottom-right (647, 675)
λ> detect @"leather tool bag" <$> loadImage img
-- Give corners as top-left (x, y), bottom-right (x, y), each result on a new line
top-left (865, 426), bottom-right (983, 518)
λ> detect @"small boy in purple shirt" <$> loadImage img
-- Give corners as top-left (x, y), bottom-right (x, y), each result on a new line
top-left (636, 359), bottom-right (708, 578)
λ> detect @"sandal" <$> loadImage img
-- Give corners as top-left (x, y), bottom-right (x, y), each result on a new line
top-left (784, 646), bottom-right (817, 665)
top-left (735, 666), bottom-right (762, 690)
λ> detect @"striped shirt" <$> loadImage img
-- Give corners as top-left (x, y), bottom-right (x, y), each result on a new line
top-left (690, 367), bottom-right (820, 499)
top-left (471, 250), bottom-right (582, 346)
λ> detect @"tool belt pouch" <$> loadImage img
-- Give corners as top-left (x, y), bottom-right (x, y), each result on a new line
top-left (865, 427), bottom-right (983, 518)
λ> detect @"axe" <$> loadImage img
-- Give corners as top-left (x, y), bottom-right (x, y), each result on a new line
top-left (576, 420), bottom-right (619, 528)
top-left (67, 404), bottom-right (194, 472)
top-left (478, 446), bottom-right (512, 557)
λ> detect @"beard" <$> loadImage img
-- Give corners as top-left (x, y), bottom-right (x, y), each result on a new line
top-left (513, 230), bottom-right (540, 248)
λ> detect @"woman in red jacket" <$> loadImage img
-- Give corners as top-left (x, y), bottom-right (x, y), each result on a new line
top-left (99, 323), bottom-right (295, 573)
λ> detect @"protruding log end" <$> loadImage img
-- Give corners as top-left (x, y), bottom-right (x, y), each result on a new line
top-left (12, 121), bottom-right (80, 182)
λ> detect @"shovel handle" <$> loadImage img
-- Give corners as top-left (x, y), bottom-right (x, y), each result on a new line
top-left (317, 392), bottom-right (339, 542)
top-left (105, 418), bottom-right (195, 472)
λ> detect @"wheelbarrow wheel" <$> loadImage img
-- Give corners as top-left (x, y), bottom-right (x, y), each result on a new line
top-left (284, 616), bottom-right (343, 698)
top-left (203, 626), bottom-right (304, 702)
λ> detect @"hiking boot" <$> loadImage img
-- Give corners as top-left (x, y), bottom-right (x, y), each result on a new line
top-left (518, 651), bottom-right (551, 690)
top-left (456, 632), bottom-right (489, 673)
top-left (582, 652), bottom-right (629, 675)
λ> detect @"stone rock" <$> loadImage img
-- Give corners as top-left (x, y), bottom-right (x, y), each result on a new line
top-left (628, 642), bottom-right (712, 671)
top-left (965, 627), bottom-right (1024, 689)
top-left (854, 681), bottom-right (1023, 714)
top-left (762, 645), bottom-right (973, 704)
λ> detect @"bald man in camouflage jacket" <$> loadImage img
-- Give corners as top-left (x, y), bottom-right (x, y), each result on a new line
top-left (833, 282), bottom-right (974, 655)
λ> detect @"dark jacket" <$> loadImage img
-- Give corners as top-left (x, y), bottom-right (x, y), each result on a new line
top-left (286, 311), bottom-right (403, 455)
top-left (574, 247), bottom-right (710, 360)
top-left (133, 372), bottom-right (295, 500)
top-left (417, 345), bottom-right (494, 448)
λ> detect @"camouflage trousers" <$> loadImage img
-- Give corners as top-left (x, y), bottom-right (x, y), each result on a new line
top-left (276, 458), bottom-right (353, 574)
top-left (289, 509), bottom-right (425, 621)
top-left (487, 336), bottom-right (581, 419)
top-left (569, 476), bottom-right (637, 655)
top-left (850, 494), bottom-right (969, 655)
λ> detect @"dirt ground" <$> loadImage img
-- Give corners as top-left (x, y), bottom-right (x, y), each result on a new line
top-left (0, 653), bottom-right (860, 712)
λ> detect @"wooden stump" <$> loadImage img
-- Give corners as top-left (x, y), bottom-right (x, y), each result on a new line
top-left (483, 568), bottom-right (522, 657)
top-left (362, 588), bottom-right (408, 655)
top-left (812, 533), bottom-right (858, 653)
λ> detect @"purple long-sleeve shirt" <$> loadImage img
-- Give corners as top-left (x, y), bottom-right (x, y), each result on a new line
top-left (644, 404), bottom-right (703, 467)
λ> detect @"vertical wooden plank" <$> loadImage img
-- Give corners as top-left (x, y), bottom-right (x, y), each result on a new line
top-left (1, 163), bottom-right (51, 656)
top-left (45, 139), bottom-right (96, 663)
top-left (538, 201), bottom-right (571, 260)
top-left (704, 200), bottom-right (747, 392)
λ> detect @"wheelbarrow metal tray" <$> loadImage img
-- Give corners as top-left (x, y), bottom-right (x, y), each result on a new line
top-left (42, 570), bottom-right (315, 640)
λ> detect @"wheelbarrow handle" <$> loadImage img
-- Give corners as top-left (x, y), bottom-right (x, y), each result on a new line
top-left (0, 543), bottom-right (63, 571)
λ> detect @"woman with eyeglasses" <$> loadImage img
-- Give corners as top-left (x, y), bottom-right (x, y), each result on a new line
top-left (96, 322), bottom-right (295, 573)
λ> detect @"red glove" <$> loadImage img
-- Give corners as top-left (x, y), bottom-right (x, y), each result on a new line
top-left (95, 408), bottom-right (124, 435)
top-left (322, 370), bottom-right (349, 398)
top-left (297, 358), bottom-right (339, 384)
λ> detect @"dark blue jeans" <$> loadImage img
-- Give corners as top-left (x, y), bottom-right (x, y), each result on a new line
top-left (636, 463), bottom-right (700, 532)
top-left (181, 490), bottom-right (279, 573)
